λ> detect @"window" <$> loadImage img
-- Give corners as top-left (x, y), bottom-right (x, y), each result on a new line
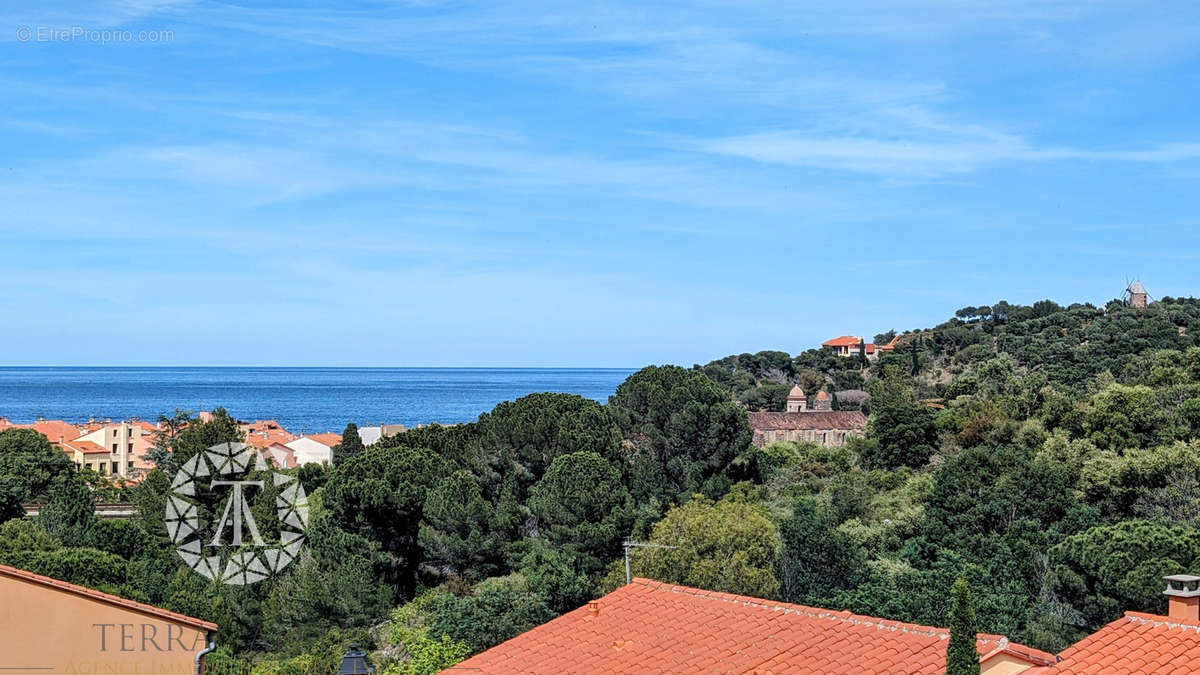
top-left (112, 443), bottom-right (118, 452)
top-left (111, 462), bottom-right (118, 474)
top-left (128, 443), bottom-right (133, 452)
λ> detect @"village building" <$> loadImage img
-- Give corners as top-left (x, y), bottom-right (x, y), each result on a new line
top-left (59, 439), bottom-right (113, 474)
top-left (0, 563), bottom-right (217, 672)
top-left (749, 385), bottom-right (867, 447)
top-left (357, 423), bottom-right (406, 446)
top-left (822, 335), bottom-right (871, 358)
top-left (72, 420), bottom-right (156, 477)
top-left (283, 433), bottom-right (340, 465)
top-left (239, 419), bottom-right (298, 449)
top-left (1, 418), bottom-right (154, 478)
top-left (261, 441), bottom-right (298, 468)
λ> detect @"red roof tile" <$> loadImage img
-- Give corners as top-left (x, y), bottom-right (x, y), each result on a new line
top-left (446, 578), bottom-right (1052, 674)
top-left (1026, 612), bottom-right (1200, 673)
top-left (822, 335), bottom-right (863, 347)
top-left (0, 563), bottom-right (218, 632)
top-left (13, 420), bottom-right (82, 443)
top-left (305, 433), bottom-right (343, 448)
top-left (240, 420), bottom-right (297, 448)
top-left (749, 410), bottom-right (867, 431)
top-left (62, 440), bottom-right (109, 455)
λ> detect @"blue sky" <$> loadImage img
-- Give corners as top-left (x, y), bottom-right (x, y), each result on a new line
top-left (2, 1), bottom-right (1198, 367)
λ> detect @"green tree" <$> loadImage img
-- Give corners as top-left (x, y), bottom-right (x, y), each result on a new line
top-left (518, 539), bottom-right (595, 614)
top-left (528, 452), bottom-right (631, 576)
top-left (0, 428), bottom-right (74, 523)
top-left (1049, 520), bottom-right (1200, 632)
top-left (324, 444), bottom-right (451, 598)
top-left (156, 408), bottom-right (241, 476)
top-left (477, 393), bottom-right (622, 498)
top-left (777, 496), bottom-right (864, 605)
top-left (425, 574), bottom-right (555, 653)
top-left (609, 366), bottom-right (752, 500)
top-left (261, 518), bottom-right (393, 653)
top-left (39, 474), bottom-right (95, 547)
top-left (0, 546), bottom-right (127, 589)
top-left (946, 576), bottom-right (980, 675)
top-left (863, 373), bottom-right (937, 469)
top-left (334, 422), bottom-right (366, 465)
top-left (0, 519), bottom-right (61, 555)
top-left (1080, 384), bottom-right (1176, 452)
top-left (147, 409), bottom-right (193, 470)
top-left (396, 634), bottom-right (470, 675)
top-left (620, 487), bottom-right (780, 599)
top-left (418, 471), bottom-right (501, 580)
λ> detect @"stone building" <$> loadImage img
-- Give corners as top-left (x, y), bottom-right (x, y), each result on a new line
top-left (1127, 281), bottom-right (1148, 308)
top-left (749, 386), bottom-right (867, 447)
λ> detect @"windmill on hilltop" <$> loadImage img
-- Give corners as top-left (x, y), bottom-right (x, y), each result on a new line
top-left (1124, 278), bottom-right (1150, 308)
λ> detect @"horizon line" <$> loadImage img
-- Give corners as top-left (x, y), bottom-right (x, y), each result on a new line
top-left (0, 364), bottom-right (644, 370)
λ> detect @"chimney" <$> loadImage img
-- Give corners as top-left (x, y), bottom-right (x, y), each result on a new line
top-left (587, 600), bottom-right (600, 618)
top-left (1164, 574), bottom-right (1200, 621)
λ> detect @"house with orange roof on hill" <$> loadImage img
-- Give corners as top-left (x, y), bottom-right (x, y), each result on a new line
top-left (822, 335), bottom-right (881, 361)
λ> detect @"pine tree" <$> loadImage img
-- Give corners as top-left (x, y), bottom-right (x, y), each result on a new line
top-left (333, 422), bottom-right (366, 465)
top-left (946, 576), bottom-right (980, 675)
top-left (39, 475), bottom-right (95, 547)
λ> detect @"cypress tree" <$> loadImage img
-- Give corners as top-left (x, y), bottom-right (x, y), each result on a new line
top-left (333, 422), bottom-right (366, 465)
top-left (946, 576), bottom-right (980, 675)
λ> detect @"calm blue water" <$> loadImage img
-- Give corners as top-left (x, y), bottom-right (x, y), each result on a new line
top-left (0, 367), bottom-right (637, 433)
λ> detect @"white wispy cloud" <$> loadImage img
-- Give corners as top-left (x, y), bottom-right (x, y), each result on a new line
top-left (688, 107), bottom-right (1200, 177)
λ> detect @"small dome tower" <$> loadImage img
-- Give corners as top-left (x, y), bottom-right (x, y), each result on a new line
top-left (785, 386), bottom-right (807, 413)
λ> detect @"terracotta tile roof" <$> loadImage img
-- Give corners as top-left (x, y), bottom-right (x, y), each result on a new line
top-left (62, 440), bottom-right (110, 455)
top-left (240, 420), bottom-right (297, 448)
top-left (822, 335), bottom-right (863, 347)
top-left (305, 433), bottom-right (343, 448)
top-left (879, 335), bottom-right (902, 351)
top-left (14, 420), bottom-right (83, 443)
top-left (864, 343), bottom-right (877, 354)
top-left (1026, 611), bottom-right (1200, 673)
top-left (749, 410), bottom-right (867, 431)
top-left (0, 562), bottom-right (218, 632)
top-left (448, 579), bottom-right (1051, 674)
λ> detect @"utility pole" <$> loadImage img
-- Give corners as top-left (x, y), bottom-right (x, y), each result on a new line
top-left (622, 541), bottom-right (678, 584)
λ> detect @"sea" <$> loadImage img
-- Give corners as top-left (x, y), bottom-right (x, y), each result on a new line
top-left (0, 367), bottom-right (637, 434)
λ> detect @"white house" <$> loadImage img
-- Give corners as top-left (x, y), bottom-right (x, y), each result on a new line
top-left (283, 435), bottom-right (335, 465)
